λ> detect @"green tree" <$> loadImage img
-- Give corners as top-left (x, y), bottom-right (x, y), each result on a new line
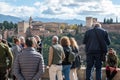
top-left (103, 18), bottom-right (106, 24)
top-left (110, 18), bottom-right (113, 23)
top-left (9, 21), bottom-right (14, 29)
top-left (3, 21), bottom-right (9, 29)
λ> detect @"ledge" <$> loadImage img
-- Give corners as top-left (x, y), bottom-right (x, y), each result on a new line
top-left (41, 67), bottom-right (120, 80)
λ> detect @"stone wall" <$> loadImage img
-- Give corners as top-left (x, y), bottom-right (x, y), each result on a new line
top-left (41, 67), bottom-right (120, 80)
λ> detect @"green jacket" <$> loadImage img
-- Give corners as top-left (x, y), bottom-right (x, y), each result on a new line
top-left (0, 42), bottom-right (13, 68)
top-left (107, 54), bottom-right (118, 67)
top-left (52, 44), bottom-right (65, 65)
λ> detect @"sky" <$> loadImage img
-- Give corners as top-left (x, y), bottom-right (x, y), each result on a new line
top-left (0, 0), bottom-right (120, 22)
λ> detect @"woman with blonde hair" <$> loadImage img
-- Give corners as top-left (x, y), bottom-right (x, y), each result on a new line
top-left (69, 37), bottom-right (81, 80)
top-left (60, 36), bottom-right (72, 80)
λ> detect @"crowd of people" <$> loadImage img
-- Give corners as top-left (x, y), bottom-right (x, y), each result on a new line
top-left (0, 22), bottom-right (119, 80)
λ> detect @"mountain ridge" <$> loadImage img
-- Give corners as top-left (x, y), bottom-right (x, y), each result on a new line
top-left (0, 14), bottom-right (85, 25)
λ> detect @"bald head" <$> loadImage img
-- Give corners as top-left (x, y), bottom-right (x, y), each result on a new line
top-left (94, 23), bottom-right (101, 28)
top-left (52, 36), bottom-right (58, 44)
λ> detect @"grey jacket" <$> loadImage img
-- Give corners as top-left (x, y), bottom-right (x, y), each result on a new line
top-left (11, 45), bottom-right (22, 59)
top-left (13, 47), bottom-right (44, 80)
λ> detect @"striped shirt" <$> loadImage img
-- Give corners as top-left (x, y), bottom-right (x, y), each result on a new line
top-left (13, 47), bottom-right (44, 80)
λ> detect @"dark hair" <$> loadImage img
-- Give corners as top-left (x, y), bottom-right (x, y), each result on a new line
top-left (2, 39), bottom-right (7, 44)
top-left (13, 37), bottom-right (19, 43)
top-left (26, 37), bottom-right (34, 47)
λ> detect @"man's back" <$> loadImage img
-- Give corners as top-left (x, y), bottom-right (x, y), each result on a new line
top-left (52, 44), bottom-right (64, 65)
top-left (83, 23), bottom-right (111, 80)
top-left (14, 47), bottom-right (44, 80)
top-left (83, 27), bottom-right (110, 53)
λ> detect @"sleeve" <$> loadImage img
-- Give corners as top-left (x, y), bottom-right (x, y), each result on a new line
top-left (83, 31), bottom-right (88, 44)
top-left (13, 55), bottom-right (24, 80)
top-left (5, 45), bottom-right (13, 68)
top-left (48, 46), bottom-right (53, 66)
top-left (32, 55), bottom-right (45, 79)
top-left (61, 47), bottom-right (65, 61)
top-left (115, 55), bottom-right (119, 67)
top-left (105, 31), bottom-right (111, 45)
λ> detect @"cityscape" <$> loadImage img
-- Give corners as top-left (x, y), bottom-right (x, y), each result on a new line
top-left (0, 0), bottom-right (120, 79)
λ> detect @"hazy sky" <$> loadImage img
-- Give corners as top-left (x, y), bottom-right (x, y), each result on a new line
top-left (0, 0), bottom-right (120, 22)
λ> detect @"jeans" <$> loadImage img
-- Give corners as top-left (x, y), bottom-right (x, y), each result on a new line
top-left (49, 64), bottom-right (63, 80)
top-left (62, 65), bottom-right (71, 80)
top-left (86, 53), bottom-right (102, 80)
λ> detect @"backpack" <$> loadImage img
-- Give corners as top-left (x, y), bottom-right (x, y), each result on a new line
top-left (68, 50), bottom-right (75, 62)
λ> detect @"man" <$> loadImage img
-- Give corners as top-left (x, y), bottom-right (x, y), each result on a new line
top-left (13, 37), bottom-right (44, 80)
top-left (34, 35), bottom-right (42, 54)
top-left (11, 37), bottom-right (22, 80)
top-left (48, 36), bottom-right (65, 80)
top-left (0, 34), bottom-right (13, 80)
top-left (83, 23), bottom-right (111, 80)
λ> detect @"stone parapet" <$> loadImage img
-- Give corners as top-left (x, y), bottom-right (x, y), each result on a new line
top-left (41, 67), bottom-right (120, 80)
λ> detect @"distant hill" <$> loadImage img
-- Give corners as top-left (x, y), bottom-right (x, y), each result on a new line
top-left (0, 14), bottom-right (22, 23)
top-left (0, 14), bottom-right (85, 25)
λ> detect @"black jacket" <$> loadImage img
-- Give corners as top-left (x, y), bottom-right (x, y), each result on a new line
top-left (83, 27), bottom-right (111, 54)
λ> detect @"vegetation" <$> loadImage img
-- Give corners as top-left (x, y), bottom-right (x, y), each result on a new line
top-left (42, 32), bottom-right (120, 67)
top-left (0, 21), bottom-right (17, 30)
top-left (103, 18), bottom-right (114, 24)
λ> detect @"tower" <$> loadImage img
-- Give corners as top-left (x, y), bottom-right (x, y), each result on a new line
top-left (116, 17), bottom-right (118, 23)
top-left (86, 17), bottom-right (93, 27)
top-left (26, 16), bottom-right (33, 37)
top-left (29, 16), bottom-right (33, 26)
top-left (17, 21), bottom-right (29, 37)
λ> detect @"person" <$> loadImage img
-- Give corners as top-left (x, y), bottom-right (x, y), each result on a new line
top-left (60, 36), bottom-right (72, 80)
top-left (48, 35), bottom-right (65, 80)
top-left (11, 37), bottom-right (22, 80)
top-left (34, 35), bottom-right (42, 54)
top-left (12, 37), bottom-right (22, 58)
top-left (83, 22), bottom-right (111, 80)
top-left (13, 37), bottom-right (45, 80)
top-left (106, 48), bottom-right (119, 80)
top-left (69, 37), bottom-right (81, 80)
top-left (0, 34), bottom-right (13, 80)
top-left (19, 36), bottom-right (25, 49)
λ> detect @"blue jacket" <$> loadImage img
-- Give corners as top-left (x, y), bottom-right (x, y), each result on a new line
top-left (83, 27), bottom-right (111, 54)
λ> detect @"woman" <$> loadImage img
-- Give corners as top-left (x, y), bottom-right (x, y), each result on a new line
top-left (34, 35), bottom-right (42, 54)
top-left (60, 36), bottom-right (72, 80)
top-left (106, 48), bottom-right (119, 80)
top-left (69, 37), bottom-right (81, 80)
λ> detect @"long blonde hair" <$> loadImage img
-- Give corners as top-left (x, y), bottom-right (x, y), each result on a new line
top-left (69, 37), bottom-right (79, 49)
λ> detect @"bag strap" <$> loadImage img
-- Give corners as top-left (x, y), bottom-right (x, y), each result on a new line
top-left (93, 28), bottom-right (104, 51)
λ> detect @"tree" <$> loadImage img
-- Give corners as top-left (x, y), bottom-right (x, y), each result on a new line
top-left (9, 21), bottom-right (14, 29)
top-left (3, 21), bottom-right (9, 29)
top-left (60, 24), bottom-right (65, 30)
top-left (110, 18), bottom-right (113, 23)
top-left (103, 18), bottom-right (106, 24)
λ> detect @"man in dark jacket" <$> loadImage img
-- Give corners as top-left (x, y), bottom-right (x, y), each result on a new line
top-left (83, 23), bottom-right (111, 80)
